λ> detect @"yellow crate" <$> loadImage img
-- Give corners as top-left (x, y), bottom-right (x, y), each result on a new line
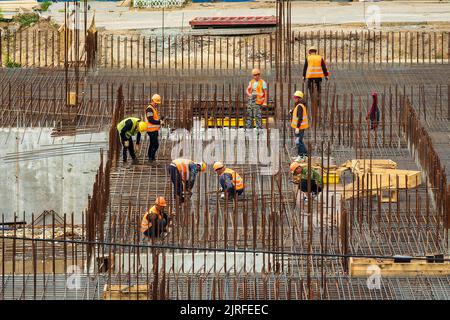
top-left (323, 172), bottom-right (339, 184)
top-left (207, 117), bottom-right (267, 127)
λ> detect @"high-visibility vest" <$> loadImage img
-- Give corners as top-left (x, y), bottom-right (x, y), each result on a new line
top-left (291, 104), bottom-right (309, 130)
top-left (221, 168), bottom-right (244, 190)
top-left (145, 105), bottom-right (161, 132)
top-left (249, 79), bottom-right (266, 105)
top-left (116, 117), bottom-right (140, 139)
top-left (140, 206), bottom-right (162, 233)
top-left (306, 54), bottom-right (326, 79)
top-left (172, 158), bottom-right (193, 182)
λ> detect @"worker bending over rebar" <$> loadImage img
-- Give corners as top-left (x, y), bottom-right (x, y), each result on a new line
top-left (168, 158), bottom-right (206, 203)
top-left (213, 162), bottom-right (245, 200)
top-left (116, 117), bottom-right (147, 165)
top-left (141, 197), bottom-right (168, 239)
top-left (290, 161), bottom-right (322, 201)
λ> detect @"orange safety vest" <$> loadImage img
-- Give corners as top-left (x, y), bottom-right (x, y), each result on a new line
top-left (306, 54), bottom-right (326, 79)
top-left (221, 168), bottom-right (244, 190)
top-left (172, 158), bottom-right (193, 182)
top-left (291, 103), bottom-right (309, 130)
top-left (140, 206), bottom-right (162, 233)
top-left (145, 105), bottom-right (160, 132)
top-left (248, 79), bottom-right (266, 105)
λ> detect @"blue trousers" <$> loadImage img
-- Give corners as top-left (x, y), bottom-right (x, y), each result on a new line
top-left (227, 188), bottom-right (244, 198)
top-left (295, 130), bottom-right (308, 157)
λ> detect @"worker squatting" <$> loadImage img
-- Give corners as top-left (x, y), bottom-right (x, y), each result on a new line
top-left (116, 47), bottom-right (372, 241)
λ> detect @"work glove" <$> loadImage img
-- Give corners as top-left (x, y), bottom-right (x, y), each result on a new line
top-left (220, 192), bottom-right (225, 199)
top-left (302, 77), bottom-right (306, 82)
top-left (123, 141), bottom-right (129, 148)
top-left (295, 128), bottom-right (300, 134)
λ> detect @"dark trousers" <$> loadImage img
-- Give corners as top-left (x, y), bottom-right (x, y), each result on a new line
top-left (227, 188), bottom-right (244, 198)
top-left (143, 218), bottom-right (167, 238)
top-left (295, 129), bottom-right (308, 157)
top-left (307, 78), bottom-right (322, 100)
top-left (147, 131), bottom-right (159, 161)
top-left (300, 179), bottom-right (322, 195)
top-left (168, 165), bottom-right (184, 199)
top-left (122, 137), bottom-right (136, 162)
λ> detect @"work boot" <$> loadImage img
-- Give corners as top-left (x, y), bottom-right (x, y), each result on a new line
top-left (131, 158), bottom-right (139, 165)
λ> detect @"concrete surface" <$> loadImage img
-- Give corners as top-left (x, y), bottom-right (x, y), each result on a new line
top-left (0, 128), bottom-right (107, 223)
top-left (43, 1), bottom-right (450, 31)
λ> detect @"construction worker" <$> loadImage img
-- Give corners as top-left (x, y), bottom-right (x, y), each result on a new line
top-left (246, 68), bottom-right (268, 130)
top-left (289, 91), bottom-right (309, 160)
top-left (168, 158), bottom-right (206, 203)
top-left (213, 162), bottom-right (244, 199)
top-left (366, 91), bottom-right (380, 130)
top-left (117, 117), bottom-right (147, 165)
top-left (303, 46), bottom-right (329, 100)
top-left (141, 196), bottom-right (168, 239)
top-left (290, 161), bottom-right (322, 199)
top-left (145, 94), bottom-right (163, 163)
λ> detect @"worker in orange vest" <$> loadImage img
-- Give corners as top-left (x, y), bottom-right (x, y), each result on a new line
top-left (141, 196), bottom-right (168, 239)
top-left (213, 162), bottom-right (244, 200)
top-left (168, 158), bottom-right (207, 203)
top-left (246, 68), bottom-right (268, 130)
top-left (145, 94), bottom-right (164, 163)
top-left (302, 46), bottom-right (329, 100)
top-left (290, 91), bottom-right (309, 160)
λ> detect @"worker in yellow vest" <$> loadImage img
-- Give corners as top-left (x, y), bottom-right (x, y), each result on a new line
top-left (168, 158), bottom-right (207, 203)
top-left (141, 196), bottom-right (168, 239)
top-left (246, 68), bottom-right (268, 130)
top-left (290, 91), bottom-right (309, 160)
top-left (302, 46), bottom-right (329, 100)
top-left (145, 94), bottom-right (164, 163)
top-left (213, 162), bottom-right (244, 200)
top-left (116, 117), bottom-right (148, 165)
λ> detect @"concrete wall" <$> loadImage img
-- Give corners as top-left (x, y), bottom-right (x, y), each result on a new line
top-left (0, 128), bottom-right (107, 223)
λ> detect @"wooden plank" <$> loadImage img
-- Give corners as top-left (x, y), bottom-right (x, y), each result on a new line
top-left (350, 257), bottom-right (450, 277)
top-left (102, 284), bottom-right (150, 300)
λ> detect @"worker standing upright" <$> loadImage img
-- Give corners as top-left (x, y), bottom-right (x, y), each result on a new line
top-left (303, 46), bottom-right (329, 101)
top-left (116, 117), bottom-right (147, 165)
top-left (246, 68), bottom-right (268, 130)
top-left (141, 196), bottom-right (168, 239)
top-left (145, 94), bottom-right (163, 163)
top-left (366, 91), bottom-right (380, 131)
top-left (168, 158), bottom-right (206, 203)
top-left (290, 91), bottom-right (309, 161)
top-left (213, 162), bottom-right (244, 200)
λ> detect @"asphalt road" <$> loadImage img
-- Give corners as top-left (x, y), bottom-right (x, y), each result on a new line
top-left (43, 1), bottom-right (450, 31)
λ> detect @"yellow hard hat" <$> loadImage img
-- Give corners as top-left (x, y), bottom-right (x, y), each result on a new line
top-left (293, 91), bottom-right (304, 99)
top-left (138, 121), bottom-right (148, 132)
top-left (155, 196), bottom-right (167, 207)
top-left (290, 162), bottom-right (302, 173)
top-left (197, 162), bottom-right (207, 172)
top-left (252, 68), bottom-right (261, 76)
top-left (151, 94), bottom-right (161, 104)
top-left (213, 161), bottom-right (224, 171)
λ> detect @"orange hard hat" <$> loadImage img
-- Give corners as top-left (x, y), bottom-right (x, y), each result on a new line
top-left (155, 196), bottom-right (167, 207)
top-left (290, 162), bottom-right (302, 173)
